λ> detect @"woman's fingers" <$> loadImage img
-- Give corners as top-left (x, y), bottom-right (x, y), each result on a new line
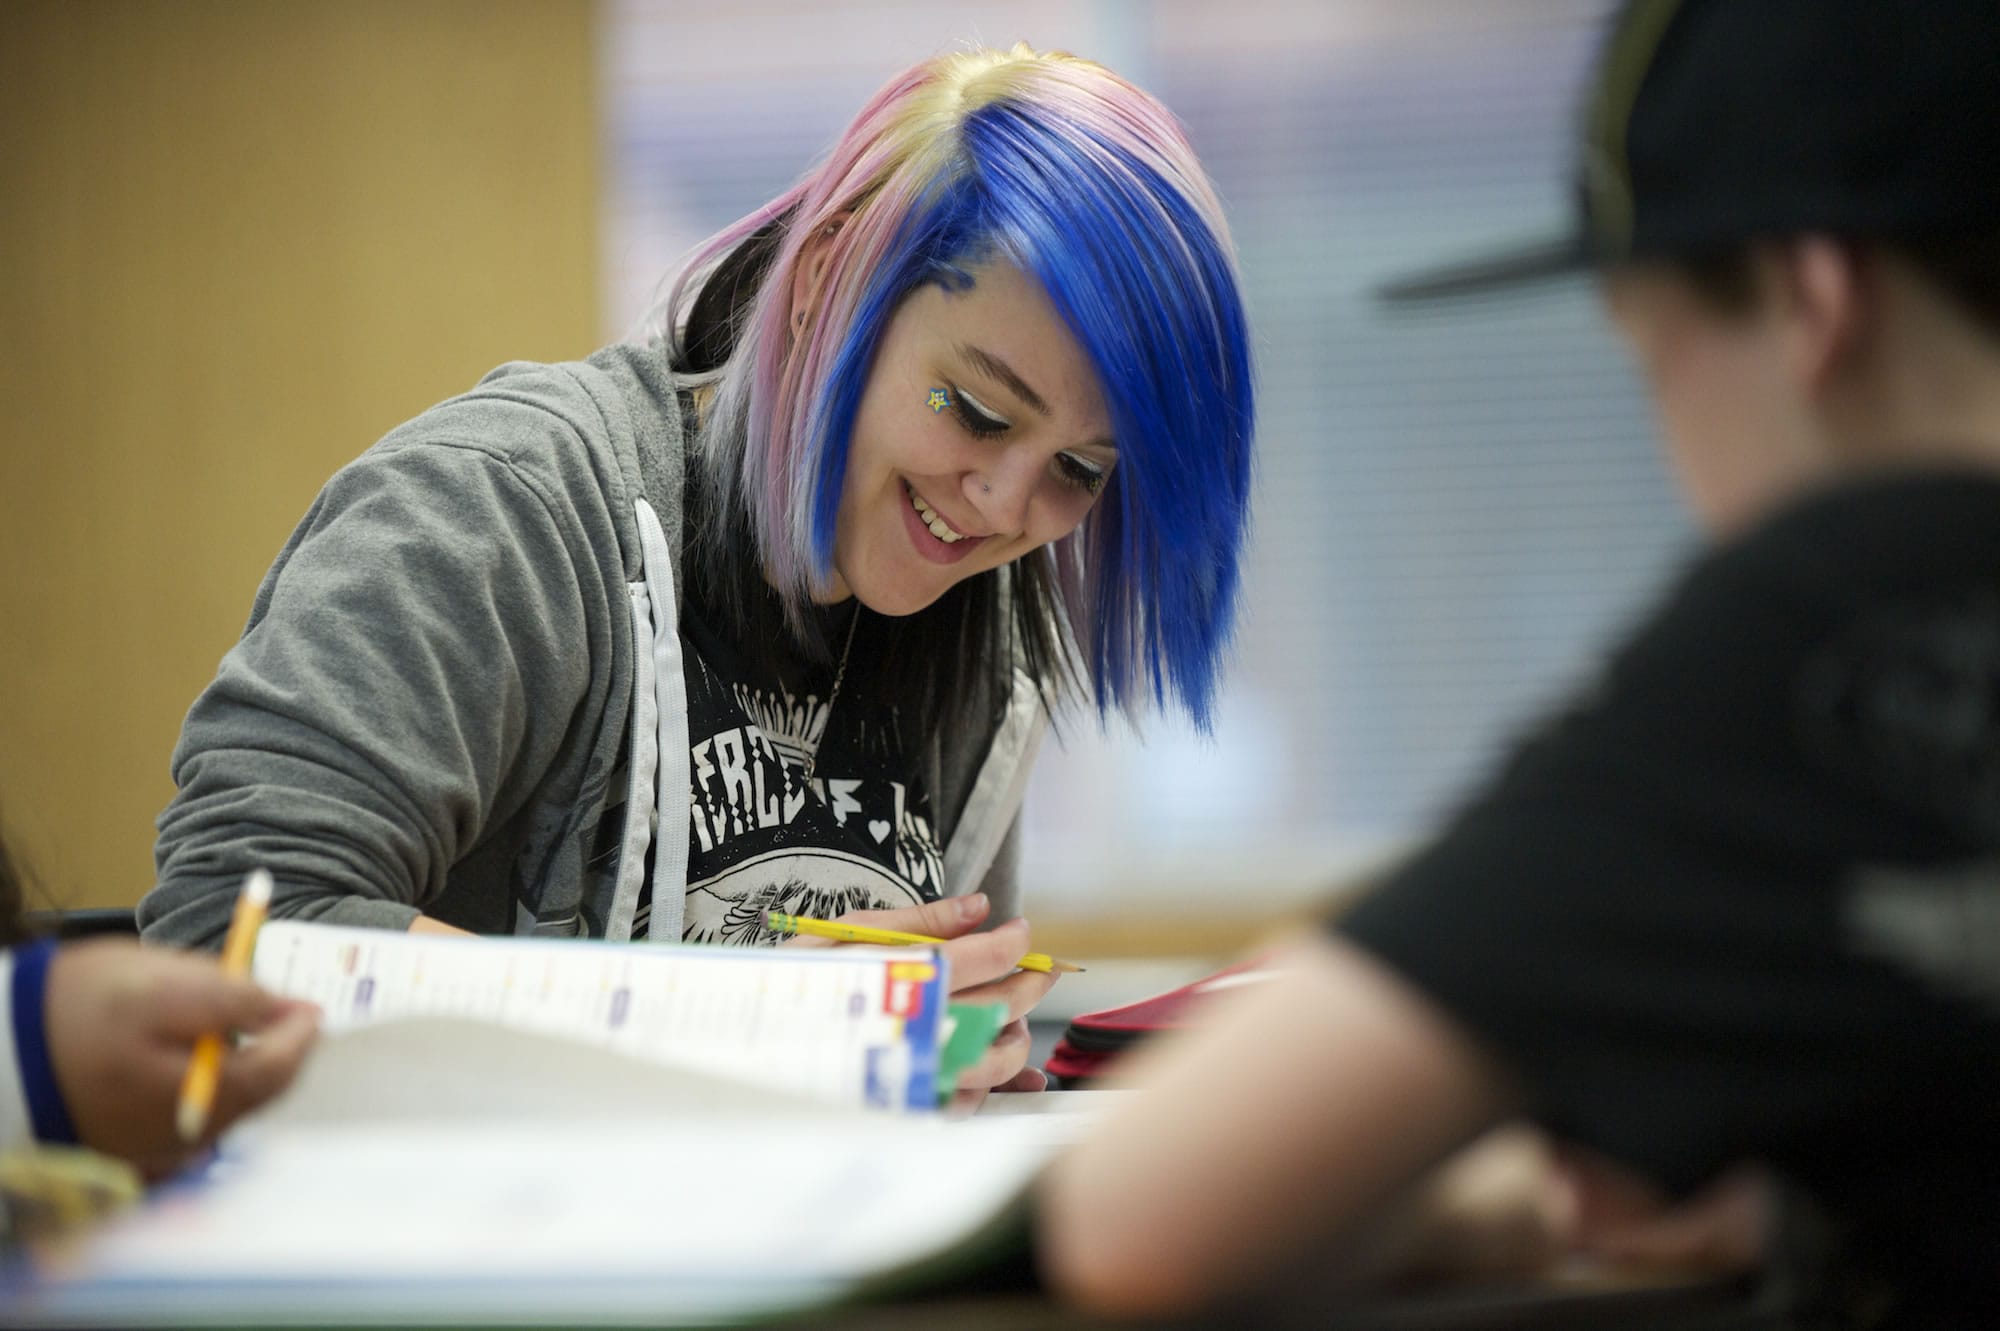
top-left (771, 898), bottom-right (1060, 1049)
top-left (936, 917), bottom-right (1044, 993)
top-left (957, 1017), bottom-right (1034, 1093)
top-left (948, 960), bottom-right (1057, 1022)
top-left (991, 1064), bottom-right (1050, 1093)
top-left (208, 1004), bottom-right (323, 1140)
top-left (835, 893), bottom-right (992, 938)
top-left (145, 971), bottom-right (293, 1043)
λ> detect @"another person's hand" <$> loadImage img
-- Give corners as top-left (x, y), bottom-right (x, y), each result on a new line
top-left (787, 893), bottom-right (1057, 1108)
top-left (42, 939), bottom-right (320, 1179)
top-left (1338, 1130), bottom-right (1772, 1286)
top-left (1328, 1125), bottom-right (1574, 1286)
top-left (1552, 1145), bottom-right (1771, 1273)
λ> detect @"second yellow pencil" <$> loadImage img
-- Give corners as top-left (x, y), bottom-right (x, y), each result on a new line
top-left (763, 910), bottom-right (1084, 974)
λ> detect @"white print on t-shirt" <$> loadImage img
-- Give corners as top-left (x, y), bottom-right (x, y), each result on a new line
top-left (684, 678), bottom-right (945, 896)
top-left (681, 847), bottom-right (927, 946)
top-left (687, 728), bottom-right (944, 888)
top-left (1844, 859), bottom-right (2000, 1014)
top-left (727, 680), bottom-right (829, 771)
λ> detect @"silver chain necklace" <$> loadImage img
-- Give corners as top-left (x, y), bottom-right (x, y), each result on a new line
top-left (800, 609), bottom-right (860, 784)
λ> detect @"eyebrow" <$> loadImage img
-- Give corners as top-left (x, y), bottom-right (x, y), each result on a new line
top-left (957, 343), bottom-right (1050, 418)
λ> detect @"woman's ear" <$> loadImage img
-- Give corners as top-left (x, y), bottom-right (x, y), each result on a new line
top-left (789, 212), bottom-right (852, 332)
top-left (1778, 235), bottom-right (1870, 393)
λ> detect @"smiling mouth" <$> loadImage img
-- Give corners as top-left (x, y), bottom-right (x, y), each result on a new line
top-left (905, 481), bottom-right (969, 543)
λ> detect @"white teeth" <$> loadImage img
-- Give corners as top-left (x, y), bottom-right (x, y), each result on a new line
top-left (906, 485), bottom-right (965, 543)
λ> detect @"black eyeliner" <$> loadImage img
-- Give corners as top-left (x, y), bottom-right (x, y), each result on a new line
top-left (947, 385), bottom-right (1009, 437)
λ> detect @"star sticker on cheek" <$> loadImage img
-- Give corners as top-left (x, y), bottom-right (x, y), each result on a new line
top-left (926, 388), bottom-right (951, 413)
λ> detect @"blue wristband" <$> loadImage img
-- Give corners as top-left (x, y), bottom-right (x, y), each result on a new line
top-left (11, 938), bottom-right (78, 1145)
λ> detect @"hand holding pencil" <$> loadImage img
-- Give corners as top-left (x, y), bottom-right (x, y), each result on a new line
top-left (39, 870), bottom-right (317, 1179)
top-left (773, 893), bottom-right (1066, 1107)
top-left (764, 909), bottom-right (1085, 974)
top-left (175, 869), bottom-right (274, 1141)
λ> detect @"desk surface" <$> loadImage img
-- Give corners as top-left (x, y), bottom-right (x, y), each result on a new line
top-left (812, 1270), bottom-right (1777, 1331)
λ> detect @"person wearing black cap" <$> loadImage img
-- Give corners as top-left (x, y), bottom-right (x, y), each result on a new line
top-left (1039, 1), bottom-right (2000, 1325)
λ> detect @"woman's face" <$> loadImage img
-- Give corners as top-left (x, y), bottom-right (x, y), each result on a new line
top-left (824, 259), bottom-right (1117, 613)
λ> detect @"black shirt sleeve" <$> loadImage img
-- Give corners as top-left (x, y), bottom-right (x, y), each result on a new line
top-left (1336, 472), bottom-right (2000, 1198)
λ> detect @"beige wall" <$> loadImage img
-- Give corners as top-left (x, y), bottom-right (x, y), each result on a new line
top-left (0, 1), bottom-right (600, 910)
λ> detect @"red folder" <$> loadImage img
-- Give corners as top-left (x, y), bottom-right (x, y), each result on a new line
top-left (1044, 954), bottom-right (1280, 1088)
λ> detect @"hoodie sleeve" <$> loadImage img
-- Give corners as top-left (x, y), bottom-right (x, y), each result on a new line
top-left (142, 440), bottom-right (595, 948)
top-left (977, 814), bottom-right (1023, 923)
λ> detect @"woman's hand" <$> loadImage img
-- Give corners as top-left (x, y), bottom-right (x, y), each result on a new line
top-left (788, 893), bottom-right (1057, 1108)
top-left (43, 939), bottom-right (321, 1179)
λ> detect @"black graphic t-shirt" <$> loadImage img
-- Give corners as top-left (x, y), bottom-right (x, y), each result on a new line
top-left (1337, 471), bottom-right (2000, 1329)
top-left (627, 584), bottom-right (945, 946)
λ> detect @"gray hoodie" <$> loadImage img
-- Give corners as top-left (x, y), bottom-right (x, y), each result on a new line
top-left (140, 344), bottom-right (1042, 948)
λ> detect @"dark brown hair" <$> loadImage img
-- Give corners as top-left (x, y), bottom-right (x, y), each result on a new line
top-left (1675, 230), bottom-right (2000, 343)
top-left (0, 830), bottom-right (29, 948)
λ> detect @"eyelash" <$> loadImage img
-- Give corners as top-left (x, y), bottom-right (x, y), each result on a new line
top-left (1057, 455), bottom-right (1105, 497)
top-left (947, 389), bottom-right (1008, 439)
top-left (944, 385), bottom-right (1107, 498)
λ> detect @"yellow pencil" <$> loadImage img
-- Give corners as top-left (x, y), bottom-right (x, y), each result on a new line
top-left (174, 868), bottom-right (273, 1142)
top-left (763, 910), bottom-right (1085, 974)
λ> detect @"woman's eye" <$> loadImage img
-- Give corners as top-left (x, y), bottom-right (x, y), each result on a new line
top-left (1057, 453), bottom-right (1106, 496)
top-left (948, 387), bottom-right (1009, 438)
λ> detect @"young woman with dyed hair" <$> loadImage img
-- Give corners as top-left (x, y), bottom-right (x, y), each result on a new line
top-left (139, 45), bottom-right (1254, 1100)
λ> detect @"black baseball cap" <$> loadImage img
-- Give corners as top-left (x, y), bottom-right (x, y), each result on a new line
top-left (1379, 0), bottom-right (2000, 302)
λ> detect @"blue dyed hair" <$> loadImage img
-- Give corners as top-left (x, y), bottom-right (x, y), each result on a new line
top-left (670, 46), bottom-right (1255, 729)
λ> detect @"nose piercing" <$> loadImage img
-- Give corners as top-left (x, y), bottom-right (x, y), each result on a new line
top-left (982, 481), bottom-right (992, 494)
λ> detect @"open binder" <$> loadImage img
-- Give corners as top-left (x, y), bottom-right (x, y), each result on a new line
top-left (6, 1108), bottom-right (1088, 1326)
top-left (3, 921), bottom-right (1121, 1326)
